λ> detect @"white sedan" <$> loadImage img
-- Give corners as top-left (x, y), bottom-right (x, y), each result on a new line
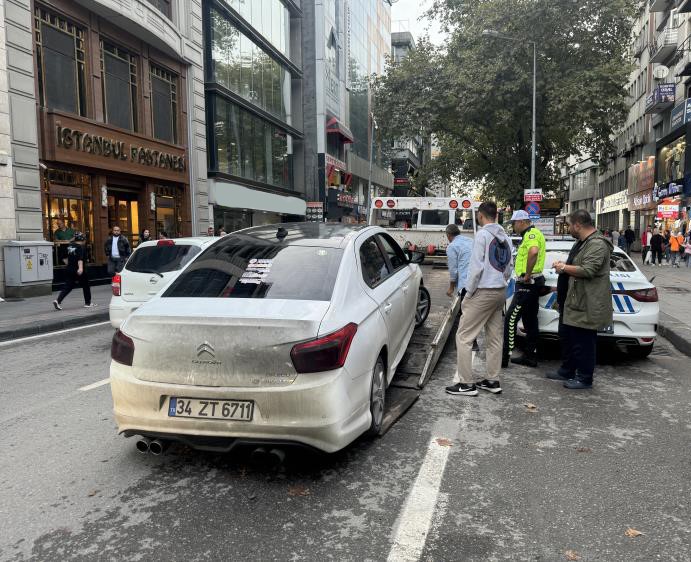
top-left (110, 223), bottom-right (427, 454)
top-left (506, 240), bottom-right (659, 359)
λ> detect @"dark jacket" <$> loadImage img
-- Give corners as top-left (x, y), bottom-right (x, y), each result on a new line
top-left (650, 234), bottom-right (663, 251)
top-left (105, 235), bottom-right (132, 259)
top-left (563, 232), bottom-right (613, 331)
top-left (624, 229), bottom-right (635, 244)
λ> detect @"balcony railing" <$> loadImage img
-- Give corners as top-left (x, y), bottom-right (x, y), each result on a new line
top-left (650, 25), bottom-right (679, 63)
top-left (678, 0), bottom-right (691, 14)
top-left (675, 37), bottom-right (691, 76)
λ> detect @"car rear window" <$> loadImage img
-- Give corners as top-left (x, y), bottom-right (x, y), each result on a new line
top-left (125, 245), bottom-right (201, 274)
top-left (163, 238), bottom-right (343, 301)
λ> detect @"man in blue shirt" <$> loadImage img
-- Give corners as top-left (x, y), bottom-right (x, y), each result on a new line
top-left (446, 224), bottom-right (473, 297)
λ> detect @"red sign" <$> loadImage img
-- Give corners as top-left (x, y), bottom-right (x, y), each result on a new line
top-left (394, 178), bottom-right (410, 184)
top-left (374, 199), bottom-right (383, 208)
top-left (461, 199), bottom-right (472, 209)
top-left (386, 199), bottom-right (396, 208)
top-left (449, 200), bottom-right (459, 209)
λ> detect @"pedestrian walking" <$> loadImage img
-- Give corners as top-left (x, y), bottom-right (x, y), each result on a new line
top-left (446, 202), bottom-right (513, 397)
top-left (53, 232), bottom-right (95, 310)
top-left (663, 230), bottom-right (672, 264)
top-left (611, 229), bottom-right (620, 249)
top-left (650, 228), bottom-right (664, 266)
top-left (670, 230), bottom-right (684, 267)
top-left (641, 225), bottom-right (652, 264)
top-left (105, 225), bottom-right (132, 275)
top-left (503, 210), bottom-right (546, 368)
top-left (624, 226), bottom-right (635, 254)
top-left (138, 228), bottom-right (152, 247)
top-left (548, 210), bottom-right (612, 390)
top-left (445, 223), bottom-right (478, 352)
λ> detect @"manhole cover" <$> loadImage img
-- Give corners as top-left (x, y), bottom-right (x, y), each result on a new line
top-left (659, 286), bottom-right (690, 294)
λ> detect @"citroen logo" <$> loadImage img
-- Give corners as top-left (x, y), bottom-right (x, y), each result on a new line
top-left (197, 342), bottom-right (215, 357)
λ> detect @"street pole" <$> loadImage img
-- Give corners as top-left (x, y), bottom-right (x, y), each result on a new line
top-left (366, 113), bottom-right (376, 223)
top-left (531, 41), bottom-right (537, 191)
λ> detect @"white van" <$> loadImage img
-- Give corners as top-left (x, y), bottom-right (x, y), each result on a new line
top-left (109, 237), bottom-right (218, 329)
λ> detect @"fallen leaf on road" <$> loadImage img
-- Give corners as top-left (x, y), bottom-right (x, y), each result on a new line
top-left (524, 403), bottom-right (538, 412)
top-left (625, 528), bottom-right (643, 538)
top-left (87, 490), bottom-right (99, 497)
top-left (435, 438), bottom-right (452, 447)
top-left (575, 447), bottom-right (592, 453)
top-left (565, 550), bottom-right (580, 561)
top-left (288, 485), bottom-right (310, 497)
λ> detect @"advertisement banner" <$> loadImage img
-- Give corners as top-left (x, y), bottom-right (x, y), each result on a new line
top-left (523, 189), bottom-right (543, 202)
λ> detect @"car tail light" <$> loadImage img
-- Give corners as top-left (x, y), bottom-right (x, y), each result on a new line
top-left (641, 337), bottom-right (654, 343)
top-left (615, 288), bottom-right (658, 302)
top-left (112, 330), bottom-right (135, 366)
top-left (112, 274), bottom-right (121, 296)
top-left (157, 239), bottom-right (175, 246)
top-left (290, 323), bottom-right (358, 374)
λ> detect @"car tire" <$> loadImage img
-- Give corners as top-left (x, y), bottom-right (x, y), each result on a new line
top-left (365, 356), bottom-right (386, 437)
top-left (627, 345), bottom-right (654, 360)
top-left (415, 285), bottom-right (431, 328)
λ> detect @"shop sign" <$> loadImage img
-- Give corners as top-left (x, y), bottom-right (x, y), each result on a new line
top-left (645, 83), bottom-right (675, 113)
top-left (523, 189), bottom-right (543, 202)
top-left (653, 182), bottom-right (683, 202)
top-left (306, 201), bottom-right (324, 222)
top-left (670, 98), bottom-right (691, 132)
top-left (628, 157), bottom-right (656, 196)
top-left (325, 153), bottom-right (346, 172)
top-left (56, 125), bottom-right (185, 171)
top-left (597, 190), bottom-right (629, 214)
top-left (630, 190), bottom-right (654, 211)
top-left (657, 198), bottom-right (680, 219)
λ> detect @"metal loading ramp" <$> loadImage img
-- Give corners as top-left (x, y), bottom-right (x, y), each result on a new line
top-left (379, 266), bottom-right (460, 436)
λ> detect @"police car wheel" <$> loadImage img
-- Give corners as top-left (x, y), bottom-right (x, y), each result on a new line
top-left (415, 286), bottom-right (431, 327)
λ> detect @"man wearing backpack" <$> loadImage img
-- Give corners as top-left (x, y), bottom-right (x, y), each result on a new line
top-left (446, 202), bottom-right (513, 396)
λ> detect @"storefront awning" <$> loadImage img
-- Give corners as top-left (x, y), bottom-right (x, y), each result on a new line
top-left (209, 180), bottom-right (307, 216)
top-left (326, 116), bottom-right (354, 143)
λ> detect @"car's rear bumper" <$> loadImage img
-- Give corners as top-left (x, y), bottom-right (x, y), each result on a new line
top-left (110, 363), bottom-right (371, 454)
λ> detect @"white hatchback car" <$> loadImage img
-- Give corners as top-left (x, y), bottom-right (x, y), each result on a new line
top-left (109, 237), bottom-right (218, 329)
top-left (506, 240), bottom-right (659, 358)
top-left (110, 223), bottom-right (427, 454)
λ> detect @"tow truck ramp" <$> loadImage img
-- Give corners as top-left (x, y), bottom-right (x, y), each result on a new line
top-left (379, 267), bottom-right (461, 435)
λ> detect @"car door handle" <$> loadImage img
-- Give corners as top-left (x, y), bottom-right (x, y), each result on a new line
top-left (384, 302), bottom-right (393, 314)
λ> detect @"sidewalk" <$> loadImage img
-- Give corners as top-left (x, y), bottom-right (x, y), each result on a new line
top-left (0, 284), bottom-right (111, 342)
top-left (632, 257), bottom-right (691, 356)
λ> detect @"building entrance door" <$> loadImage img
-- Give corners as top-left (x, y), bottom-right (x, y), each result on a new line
top-left (107, 189), bottom-right (140, 246)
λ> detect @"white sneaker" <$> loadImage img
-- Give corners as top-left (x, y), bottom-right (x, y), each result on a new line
top-left (53, 300), bottom-right (62, 311)
top-left (84, 303), bottom-right (98, 308)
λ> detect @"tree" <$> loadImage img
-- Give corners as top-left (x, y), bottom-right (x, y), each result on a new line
top-left (373, 0), bottom-right (637, 209)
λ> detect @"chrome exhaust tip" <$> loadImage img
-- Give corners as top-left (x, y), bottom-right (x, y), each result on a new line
top-left (135, 437), bottom-right (151, 454)
top-left (149, 439), bottom-right (169, 456)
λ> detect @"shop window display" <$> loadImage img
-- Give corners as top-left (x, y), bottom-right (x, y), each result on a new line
top-left (657, 138), bottom-right (686, 185)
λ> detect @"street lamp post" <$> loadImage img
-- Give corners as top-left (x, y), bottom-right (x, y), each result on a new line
top-left (482, 30), bottom-right (537, 191)
top-left (366, 112), bottom-right (378, 222)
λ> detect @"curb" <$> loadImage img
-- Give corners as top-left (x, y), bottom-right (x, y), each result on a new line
top-left (0, 311), bottom-right (110, 343)
top-left (658, 311), bottom-right (691, 358)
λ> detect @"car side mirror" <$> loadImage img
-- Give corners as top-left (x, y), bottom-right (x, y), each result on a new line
top-left (409, 251), bottom-right (425, 264)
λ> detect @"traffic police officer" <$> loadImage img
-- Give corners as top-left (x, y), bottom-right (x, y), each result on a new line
top-left (503, 210), bottom-right (547, 368)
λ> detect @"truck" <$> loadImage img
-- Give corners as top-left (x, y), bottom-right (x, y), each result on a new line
top-left (368, 197), bottom-right (478, 264)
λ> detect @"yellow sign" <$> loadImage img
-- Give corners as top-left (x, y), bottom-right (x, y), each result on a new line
top-left (26, 260), bottom-right (33, 270)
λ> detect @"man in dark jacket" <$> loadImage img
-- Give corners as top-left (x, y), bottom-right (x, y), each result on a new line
top-left (53, 232), bottom-right (95, 310)
top-left (549, 209), bottom-right (613, 389)
top-left (624, 227), bottom-right (635, 254)
top-left (105, 225), bottom-right (132, 275)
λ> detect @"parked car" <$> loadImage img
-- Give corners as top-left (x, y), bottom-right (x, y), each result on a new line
top-left (109, 237), bottom-right (218, 329)
top-left (110, 223), bottom-right (428, 454)
top-left (506, 239), bottom-right (659, 358)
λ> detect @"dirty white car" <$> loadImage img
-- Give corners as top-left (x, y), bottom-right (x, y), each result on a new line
top-left (506, 240), bottom-right (659, 358)
top-left (110, 223), bottom-right (428, 455)
top-left (109, 237), bottom-right (218, 329)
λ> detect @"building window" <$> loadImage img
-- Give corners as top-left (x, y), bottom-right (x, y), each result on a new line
top-left (34, 7), bottom-right (87, 116)
top-left (100, 41), bottom-right (138, 131)
top-left (212, 96), bottom-right (290, 189)
top-left (147, 0), bottom-right (171, 19)
top-left (221, 0), bottom-right (290, 57)
top-left (210, 8), bottom-right (291, 121)
top-left (150, 65), bottom-right (178, 143)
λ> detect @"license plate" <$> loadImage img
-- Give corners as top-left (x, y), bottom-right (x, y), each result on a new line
top-left (168, 397), bottom-right (254, 422)
top-left (598, 324), bottom-right (614, 334)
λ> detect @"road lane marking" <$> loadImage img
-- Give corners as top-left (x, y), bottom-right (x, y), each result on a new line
top-left (387, 434), bottom-right (455, 562)
top-left (0, 321), bottom-right (110, 347)
top-left (79, 378), bottom-right (111, 392)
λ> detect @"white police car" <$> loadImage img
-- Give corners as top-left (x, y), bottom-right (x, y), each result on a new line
top-left (506, 240), bottom-right (659, 359)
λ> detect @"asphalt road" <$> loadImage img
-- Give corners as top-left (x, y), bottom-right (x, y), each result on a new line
top-left (0, 324), bottom-right (689, 561)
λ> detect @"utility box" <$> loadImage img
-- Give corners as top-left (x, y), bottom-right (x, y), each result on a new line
top-left (3, 241), bottom-right (54, 298)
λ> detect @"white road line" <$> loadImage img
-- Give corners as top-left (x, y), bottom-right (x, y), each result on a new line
top-left (0, 321), bottom-right (110, 347)
top-left (387, 434), bottom-right (455, 562)
top-left (78, 378), bottom-right (111, 392)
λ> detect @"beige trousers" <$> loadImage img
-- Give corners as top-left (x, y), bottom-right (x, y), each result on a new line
top-left (455, 288), bottom-right (506, 384)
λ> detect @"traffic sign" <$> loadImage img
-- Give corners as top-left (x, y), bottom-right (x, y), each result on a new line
top-left (524, 189), bottom-right (543, 202)
top-left (525, 202), bottom-right (541, 217)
